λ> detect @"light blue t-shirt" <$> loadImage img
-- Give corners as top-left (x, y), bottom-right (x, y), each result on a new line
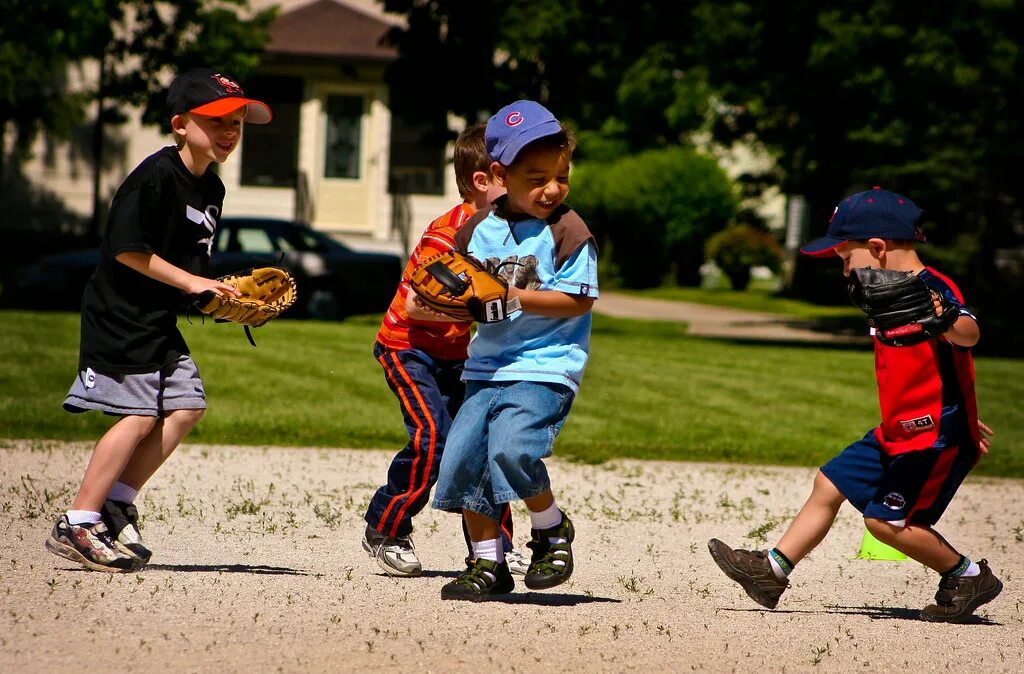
top-left (457, 206), bottom-right (599, 393)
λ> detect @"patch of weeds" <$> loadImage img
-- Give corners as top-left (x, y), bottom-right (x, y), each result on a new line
top-left (313, 502), bottom-right (345, 528)
top-left (224, 479), bottom-right (273, 520)
top-left (744, 520), bottom-right (779, 546)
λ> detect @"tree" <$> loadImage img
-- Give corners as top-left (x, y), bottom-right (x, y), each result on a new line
top-left (0, 0), bottom-right (110, 178)
top-left (691, 1), bottom-right (1024, 305)
top-left (381, 0), bottom-right (708, 151)
top-left (0, 1), bottom-right (274, 236)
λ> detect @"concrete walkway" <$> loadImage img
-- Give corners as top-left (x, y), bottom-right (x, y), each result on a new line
top-left (594, 291), bottom-right (868, 344)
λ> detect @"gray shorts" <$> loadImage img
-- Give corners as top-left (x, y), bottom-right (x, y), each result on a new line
top-left (63, 355), bottom-right (206, 417)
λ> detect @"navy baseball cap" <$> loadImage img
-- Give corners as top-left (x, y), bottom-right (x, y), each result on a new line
top-left (486, 100), bottom-right (562, 165)
top-left (801, 187), bottom-right (925, 257)
top-left (168, 68), bottom-right (272, 124)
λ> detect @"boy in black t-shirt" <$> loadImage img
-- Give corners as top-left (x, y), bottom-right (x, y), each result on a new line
top-left (45, 68), bottom-right (272, 572)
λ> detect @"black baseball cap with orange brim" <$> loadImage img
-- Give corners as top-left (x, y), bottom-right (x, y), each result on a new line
top-left (167, 67), bottom-right (272, 124)
top-left (801, 186), bottom-right (925, 257)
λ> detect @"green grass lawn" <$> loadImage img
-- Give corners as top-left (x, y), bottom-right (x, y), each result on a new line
top-left (2, 309), bottom-right (1021, 477)
top-left (616, 283), bottom-right (863, 320)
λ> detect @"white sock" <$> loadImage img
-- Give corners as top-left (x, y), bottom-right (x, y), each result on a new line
top-left (471, 538), bottom-right (502, 563)
top-left (962, 560), bottom-right (981, 577)
top-left (529, 502), bottom-right (562, 531)
top-left (768, 554), bottom-right (789, 580)
top-left (66, 510), bottom-right (102, 526)
top-left (108, 481), bottom-right (138, 504)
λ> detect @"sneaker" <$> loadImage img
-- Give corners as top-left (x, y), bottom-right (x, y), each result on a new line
top-left (45, 515), bottom-right (134, 573)
top-left (524, 511), bottom-right (575, 590)
top-left (102, 500), bottom-right (152, 568)
top-left (441, 558), bottom-right (514, 601)
top-left (707, 538), bottom-right (788, 609)
top-left (920, 560), bottom-right (1003, 623)
top-left (505, 548), bottom-right (530, 576)
top-left (362, 525), bottom-right (422, 577)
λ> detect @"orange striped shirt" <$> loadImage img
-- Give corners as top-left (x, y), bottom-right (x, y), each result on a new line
top-left (375, 202), bottom-right (474, 360)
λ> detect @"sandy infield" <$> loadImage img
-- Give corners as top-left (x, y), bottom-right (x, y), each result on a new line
top-left (2, 439), bottom-right (1021, 673)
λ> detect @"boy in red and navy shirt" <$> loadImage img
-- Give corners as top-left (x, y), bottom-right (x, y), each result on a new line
top-left (362, 123), bottom-right (524, 577)
top-left (708, 187), bottom-right (1002, 622)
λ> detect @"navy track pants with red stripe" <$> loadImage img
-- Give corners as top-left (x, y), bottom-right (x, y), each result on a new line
top-left (365, 343), bottom-right (514, 550)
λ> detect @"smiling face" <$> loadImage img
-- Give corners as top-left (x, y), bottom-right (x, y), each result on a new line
top-left (493, 142), bottom-right (571, 220)
top-left (172, 108), bottom-right (247, 176)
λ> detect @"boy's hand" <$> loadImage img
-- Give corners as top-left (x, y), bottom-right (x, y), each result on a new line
top-left (187, 276), bottom-right (242, 298)
top-left (978, 419), bottom-right (994, 455)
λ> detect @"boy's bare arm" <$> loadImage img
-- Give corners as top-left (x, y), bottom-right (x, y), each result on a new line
top-left (115, 252), bottom-right (240, 297)
top-left (508, 286), bottom-right (593, 318)
top-left (944, 313), bottom-right (980, 348)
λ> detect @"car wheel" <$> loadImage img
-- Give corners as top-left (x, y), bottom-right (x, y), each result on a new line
top-left (307, 288), bottom-right (343, 320)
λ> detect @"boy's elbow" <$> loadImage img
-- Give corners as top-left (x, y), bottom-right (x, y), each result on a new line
top-left (950, 315), bottom-right (980, 347)
top-left (574, 296), bottom-right (595, 315)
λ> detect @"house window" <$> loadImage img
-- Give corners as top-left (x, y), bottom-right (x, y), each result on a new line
top-left (388, 114), bottom-right (445, 195)
top-left (324, 95), bottom-right (363, 179)
top-left (239, 76), bottom-right (302, 188)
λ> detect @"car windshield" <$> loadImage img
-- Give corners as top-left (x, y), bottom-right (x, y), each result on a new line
top-left (218, 219), bottom-right (348, 255)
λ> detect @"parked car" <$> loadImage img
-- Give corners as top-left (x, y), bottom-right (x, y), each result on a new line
top-left (0, 217), bottom-right (404, 320)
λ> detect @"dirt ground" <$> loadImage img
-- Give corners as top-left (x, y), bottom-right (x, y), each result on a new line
top-left (2, 439), bottom-right (1021, 673)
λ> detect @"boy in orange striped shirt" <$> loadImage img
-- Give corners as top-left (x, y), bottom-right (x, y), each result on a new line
top-left (362, 123), bottom-right (524, 576)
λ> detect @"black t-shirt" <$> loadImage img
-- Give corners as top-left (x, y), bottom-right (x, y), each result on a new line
top-left (78, 146), bottom-right (225, 374)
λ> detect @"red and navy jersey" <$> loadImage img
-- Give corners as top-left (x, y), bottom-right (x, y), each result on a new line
top-left (375, 202), bottom-right (474, 360)
top-left (872, 267), bottom-right (979, 456)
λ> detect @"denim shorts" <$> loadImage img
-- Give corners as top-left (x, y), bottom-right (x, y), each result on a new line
top-left (63, 355), bottom-right (206, 417)
top-left (432, 380), bottom-right (575, 519)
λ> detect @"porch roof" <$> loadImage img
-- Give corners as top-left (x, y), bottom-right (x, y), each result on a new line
top-left (267, 0), bottom-right (398, 61)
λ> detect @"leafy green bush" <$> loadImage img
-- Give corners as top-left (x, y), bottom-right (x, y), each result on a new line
top-left (705, 224), bottom-right (784, 290)
top-left (570, 147), bottom-right (738, 288)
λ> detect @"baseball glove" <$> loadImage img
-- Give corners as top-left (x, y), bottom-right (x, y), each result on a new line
top-left (847, 267), bottom-right (959, 346)
top-left (195, 266), bottom-right (297, 345)
top-left (409, 250), bottom-right (509, 323)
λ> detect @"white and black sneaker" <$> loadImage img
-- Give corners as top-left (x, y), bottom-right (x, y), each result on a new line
top-left (45, 515), bottom-right (134, 573)
top-left (505, 548), bottom-right (531, 576)
top-left (362, 525), bottom-right (422, 577)
top-left (102, 500), bottom-right (152, 568)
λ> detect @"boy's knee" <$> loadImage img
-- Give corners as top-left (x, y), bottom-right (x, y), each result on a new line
top-left (171, 408), bottom-right (205, 428)
top-left (123, 414), bottom-right (160, 437)
top-left (864, 517), bottom-right (900, 542)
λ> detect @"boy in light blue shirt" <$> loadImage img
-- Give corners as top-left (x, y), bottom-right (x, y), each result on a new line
top-left (432, 100), bottom-right (599, 600)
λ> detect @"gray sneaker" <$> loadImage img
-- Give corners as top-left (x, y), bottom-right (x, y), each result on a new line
top-left (102, 500), bottom-right (152, 568)
top-left (45, 515), bottom-right (134, 573)
top-left (362, 525), bottom-right (422, 577)
top-left (707, 538), bottom-right (788, 609)
top-left (920, 560), bottom-right (1003, 622)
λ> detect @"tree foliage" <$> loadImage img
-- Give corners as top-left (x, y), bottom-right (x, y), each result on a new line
top-left (571, 147), bottom-right (737, 287)
top-left (692, 1), bottom-right (1024, 301)
top-left (0, 0), bottom-right (274, 235)
top-left (384, 0), bottom-right (1023, 308)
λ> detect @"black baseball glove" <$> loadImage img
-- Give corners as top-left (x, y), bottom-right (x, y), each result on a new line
top-left (847, 267), bottom-right (960, 347)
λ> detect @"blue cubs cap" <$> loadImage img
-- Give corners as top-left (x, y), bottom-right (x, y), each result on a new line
top-left (486, 100), bottom-right (562, 165)
top-left (801, 187), bottom-right (925, 257)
